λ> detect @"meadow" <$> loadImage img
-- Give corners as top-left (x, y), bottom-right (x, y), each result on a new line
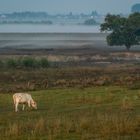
top-left (0, 86), bottom-right (140, 140)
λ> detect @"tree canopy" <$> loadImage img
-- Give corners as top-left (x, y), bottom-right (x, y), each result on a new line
top-left (101, 13), bottom-right (140, 50)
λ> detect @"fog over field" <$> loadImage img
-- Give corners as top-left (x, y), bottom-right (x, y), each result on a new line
top-left (0, 33), bottom-right (140, 52)
top-left (0, 33), bottom-right (106, 49)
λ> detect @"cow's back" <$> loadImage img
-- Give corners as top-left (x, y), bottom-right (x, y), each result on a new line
top-left (13, 93), bottom-right (32, 103)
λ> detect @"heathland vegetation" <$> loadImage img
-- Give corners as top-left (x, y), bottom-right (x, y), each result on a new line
top-left (0, 61), bottom-right (139, 93)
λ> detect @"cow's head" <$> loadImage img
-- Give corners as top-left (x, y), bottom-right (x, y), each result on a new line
top-left (31, 101), bottom-right (37, 109)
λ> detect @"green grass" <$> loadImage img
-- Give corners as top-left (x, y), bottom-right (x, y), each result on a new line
top-left (0, 86), bottom-right (140, 140)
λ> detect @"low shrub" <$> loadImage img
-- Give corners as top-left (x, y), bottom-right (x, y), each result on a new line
top-left (5, 58), bottom-right (18, 68)
top-left (39, 58), bottom-right (49, 68)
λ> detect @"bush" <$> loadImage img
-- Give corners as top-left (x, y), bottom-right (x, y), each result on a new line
top-left (21, 57), bottom-right (38, 68)
top-left (39, 58), bottom-right (49, 68)
top-left (0, 57), bottom-right (50, 69)
top-left (5, 58), bottom-right (17, 68)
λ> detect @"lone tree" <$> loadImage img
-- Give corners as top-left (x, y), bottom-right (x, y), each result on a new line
top-left (101, 13), bottom-right (140, 50)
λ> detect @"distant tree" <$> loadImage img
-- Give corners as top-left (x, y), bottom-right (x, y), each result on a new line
top-left (131, 4), bottom-right (140, 13)
top-left (84, 18), bottom-right (97, 25)
top-left (101, 13), bottom-right (140, 50)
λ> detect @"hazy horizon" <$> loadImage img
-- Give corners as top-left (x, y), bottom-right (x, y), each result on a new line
top-left (0, 0), bottom-right (140, 15)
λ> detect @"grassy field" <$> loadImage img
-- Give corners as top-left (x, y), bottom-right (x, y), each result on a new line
top-left (0, 86), bottom-right (140, 140)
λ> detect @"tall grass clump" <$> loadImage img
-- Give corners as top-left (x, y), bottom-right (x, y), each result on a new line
top-left (21, 57), bottom-right (38, 68)
top-left (6, 123), bottom-right (19, 137)
top-left (121, 96), bottom-right (134, 110)
top-left (34, 118), bottom-right (46, 134)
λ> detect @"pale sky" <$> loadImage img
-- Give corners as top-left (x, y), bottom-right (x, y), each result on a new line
top-left (0, 0), bottom-right (140, 14)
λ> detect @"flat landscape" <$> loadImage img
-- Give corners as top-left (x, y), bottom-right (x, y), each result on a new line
top-left (0, 33), bottom-right (139, 140)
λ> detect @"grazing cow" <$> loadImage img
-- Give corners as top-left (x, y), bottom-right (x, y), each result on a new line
top-left (13, 93), bottom-right (37, 112)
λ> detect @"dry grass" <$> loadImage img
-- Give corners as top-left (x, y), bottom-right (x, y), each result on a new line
top-left (2, 113), bottom-right (140, 140)
top-left (121, 96), bottom-right (134, 110)
top-left (6, 123), bottom-right (19, 136)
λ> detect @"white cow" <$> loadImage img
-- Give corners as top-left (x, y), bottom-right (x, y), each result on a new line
top-left (13, 93), bottom-right (37, 112)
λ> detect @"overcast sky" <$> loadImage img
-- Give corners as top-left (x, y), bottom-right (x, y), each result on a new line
top-left (0, 0), bottom-right (140, 14)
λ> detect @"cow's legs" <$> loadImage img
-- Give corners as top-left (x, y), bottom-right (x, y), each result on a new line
top-left (28, 101), bottom-right (31, 108)
top-left (15, 103), bottom-right (19, 112)
top-left (22, 104), bottom-right (25, 111)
